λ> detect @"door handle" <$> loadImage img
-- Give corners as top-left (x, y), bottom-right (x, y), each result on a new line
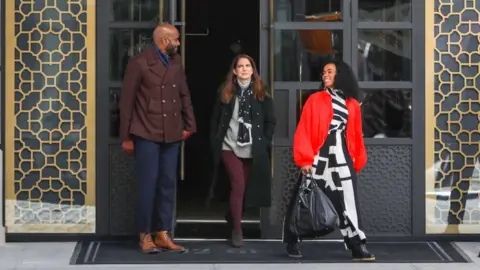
top-left (186, 28), bottom-right (209, 37)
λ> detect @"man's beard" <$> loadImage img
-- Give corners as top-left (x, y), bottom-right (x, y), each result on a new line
top-left (166, 44), bottom-right (177, 55)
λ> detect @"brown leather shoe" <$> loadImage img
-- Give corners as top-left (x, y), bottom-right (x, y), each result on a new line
top-left (154, 231), bottom-right (186, 252)
top-left (138, 233), bottom-right (159, 254)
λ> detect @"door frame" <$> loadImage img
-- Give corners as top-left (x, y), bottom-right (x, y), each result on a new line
top-left (97, 0), bottom-right (425, 239)
top-left (95, 0), bottom-right (179, 236)
top-left (259, 0), bottom-right (354, 239)
top-left (0, 0), bottom-right (4, 240)
top-left (96, 0), bottom-right (273, 237)
top-left (260, 0), bottom-right (424, 239)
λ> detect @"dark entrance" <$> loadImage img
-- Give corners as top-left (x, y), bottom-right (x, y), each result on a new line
top-left (95, 0), bottom-right (263, 238)
top-left (96, 0), bottom-right (424, 241)
top-left (176, 0), bottom-right (261, 237)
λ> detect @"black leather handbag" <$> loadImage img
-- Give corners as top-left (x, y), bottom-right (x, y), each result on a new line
top-left (288, 173), bottom-right (338, 238)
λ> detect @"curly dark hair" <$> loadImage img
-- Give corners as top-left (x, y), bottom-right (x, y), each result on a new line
top-left (320, 60), bottom-right (360, 101)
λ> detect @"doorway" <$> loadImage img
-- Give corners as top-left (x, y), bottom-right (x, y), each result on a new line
top-left (96, 0), bottom-right (421, 240)
top-left (97, 0), bottom-right (263, 237)
top-left (175, 0), bottom-right (261, 236)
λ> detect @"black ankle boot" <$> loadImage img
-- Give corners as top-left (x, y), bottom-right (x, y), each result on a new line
top-left (225, 212), bottom-right (233, 231)
top-left (351, 243), bottom-right (375, 261)
top-left (231, 230), bottom-right (244, 248)
top-left (344, 238), bottom-right (353, 250)
top-left (286, 242), bottom-right (302, 258)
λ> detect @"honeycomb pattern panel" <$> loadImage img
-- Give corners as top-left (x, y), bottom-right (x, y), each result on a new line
top-left (109, 145), bottom-right (137, 235)
top-left (271, 146), bottom-right (412, 236)
top-left (270, 147), bottom-right (299, 224)
top-left (432, 0), bottom-right (480, 228)
top-left (356, 146), bottom-right (412, 236)
top-left (6, 0), bottom-right (95, 232)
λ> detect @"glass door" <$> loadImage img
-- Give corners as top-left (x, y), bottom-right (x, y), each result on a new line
top-left (350, 0), bottom-right (416, 237)
top-left (96, 0), bottom-right (182, 236)
top-left (263, 0), bottom-right (353, 239)
top-left (175, 0), bottom-right (187, 182)
top-left (171, 0), bottom-right (185, 237)
top-left (264, 0), bottom-right (417, 239)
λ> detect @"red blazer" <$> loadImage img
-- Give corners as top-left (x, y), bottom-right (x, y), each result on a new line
top-left (293, 90), bottom-right (367, 172)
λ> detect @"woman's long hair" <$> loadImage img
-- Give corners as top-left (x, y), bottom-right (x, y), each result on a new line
top-left (221, 54), bottom-right (268, 104)
top-left (320, 60), bottom-right (360, 100)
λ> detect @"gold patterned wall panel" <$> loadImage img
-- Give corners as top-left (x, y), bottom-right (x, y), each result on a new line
top-left (5, 0), bottom-right (96, 233)
top-left (426, 0), bottom-right (480, 234)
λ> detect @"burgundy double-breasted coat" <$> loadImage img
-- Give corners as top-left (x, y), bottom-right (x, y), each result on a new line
top-left (119, 47), bottom-right (196, 142)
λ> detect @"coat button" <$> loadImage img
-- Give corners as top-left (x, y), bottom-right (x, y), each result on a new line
top-left (174, 113), bottom-right (177, 116)
top-left (257, 125), bottom-right (260, 128)
top-left (259, 137), bottom-right (262, 140)
top-left (256, 112), bottom-right (259, 115)
top-left (162, 85), bottom-right (165, 88)
top-left (162, 100), bottom-right (165, 103)
top-left (163, 114), bottom-right (167, 117)
top-left (224, 112), bottom-right (227, 115)
top-left (173, 84), bottom-right (176, 87)
top-left (173, 99), bottom-right (176, 103)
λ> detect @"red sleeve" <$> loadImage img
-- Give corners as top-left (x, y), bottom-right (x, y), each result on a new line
top-left (353, 101), bottom-right (367, 172)
top-left (293, 96), bottom-right (315, 167)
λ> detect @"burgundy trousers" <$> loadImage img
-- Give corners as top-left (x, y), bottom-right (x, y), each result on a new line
top-left (221, 150), bottom-right (252, 232)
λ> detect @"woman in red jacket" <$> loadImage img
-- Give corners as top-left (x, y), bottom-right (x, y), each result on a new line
top-left (283, 60), bottom-right (375, 261)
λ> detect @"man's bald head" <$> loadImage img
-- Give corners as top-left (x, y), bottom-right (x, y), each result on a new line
top-left (153, 24), bottom-right (180, 55)
top-left (153, 24), bottom-right (178, 40)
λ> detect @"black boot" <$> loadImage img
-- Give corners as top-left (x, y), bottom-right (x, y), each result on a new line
top-left (351, 242), bottom-right (375, 261)
top-left (231, 230), bottom-right (244, 248)
top-left (286, 242), bottom-right (302, 258)
top-left (344, 237), bottom-right (353, 250)
top-left (225, 211), bottom-right (233, 232)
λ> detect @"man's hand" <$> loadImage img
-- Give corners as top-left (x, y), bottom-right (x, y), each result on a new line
top-left (182, 130), bottom-right (192, 140)
top-left (122, 140), bottom-right (134, 155)
top-left (301, 165), bottom-right (312, 175)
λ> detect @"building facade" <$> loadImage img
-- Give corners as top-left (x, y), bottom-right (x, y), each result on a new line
top-left (1, 0), bottom-right (480, 240)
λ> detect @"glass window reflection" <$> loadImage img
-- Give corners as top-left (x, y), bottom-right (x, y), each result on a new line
top-left (296, 89), bottom-right (319, 123)
top-left (274, 0), bottom-right (343, 22)
top-left (109, 88), bottom-right (121, 138)
top-left (433, 141), bottom-right (480, 229)
top-left (111, 0), bottom-right (163, 22)
top-left (110, 28), bottom-right (154, 81)
top-left (359, 0), bottom-right (411, 22)
top-left (273, 90), bottom-right (290, 139)
top-left (295, 89), bottom-right (412, 138)
top-left (360, 89), bottom-right (411, 138)
top-left (275, 30), bottom-right (343, 81)
top-left (357, 30), bottom-right (412, 81)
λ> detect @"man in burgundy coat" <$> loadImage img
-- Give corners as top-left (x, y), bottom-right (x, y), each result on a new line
top-left (119, 24), bottom-right (196, 254)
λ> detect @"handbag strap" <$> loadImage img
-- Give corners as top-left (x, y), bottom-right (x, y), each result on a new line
top-left (299, 172), bottom-right (316, 189)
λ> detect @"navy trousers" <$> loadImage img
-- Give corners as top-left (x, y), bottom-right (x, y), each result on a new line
top-left (133, 136), bottom-right (180, 233)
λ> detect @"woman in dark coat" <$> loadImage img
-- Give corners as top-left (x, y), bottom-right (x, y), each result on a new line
top-left (208, 54), bottom-right (276, 247)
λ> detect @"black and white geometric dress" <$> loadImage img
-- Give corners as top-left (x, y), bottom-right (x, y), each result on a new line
top-left (283, 88), bottom-right (367, 245)
top-left (311, 88), bottom-right (366, 244)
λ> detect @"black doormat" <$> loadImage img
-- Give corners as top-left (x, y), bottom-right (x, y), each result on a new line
top-left (71, 240), bottom-right (470, 264)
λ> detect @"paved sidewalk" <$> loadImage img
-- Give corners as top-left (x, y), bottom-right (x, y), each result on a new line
top-left (0, 242), bottom-right (479, 270)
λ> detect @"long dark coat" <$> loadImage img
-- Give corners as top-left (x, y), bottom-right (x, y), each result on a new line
top-left (207, 87), bottom-right (276, 207)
